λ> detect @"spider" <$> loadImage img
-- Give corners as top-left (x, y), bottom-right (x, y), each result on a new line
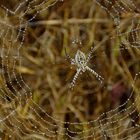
top-left (65, 44), bottom-right (104, 90)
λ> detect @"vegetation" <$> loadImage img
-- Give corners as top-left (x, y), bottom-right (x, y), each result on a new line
top-left (0, 0), bottom-right (140, 139)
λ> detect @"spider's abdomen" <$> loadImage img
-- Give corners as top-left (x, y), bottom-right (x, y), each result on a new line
top-left (75, 50), bottom-right (87, 70)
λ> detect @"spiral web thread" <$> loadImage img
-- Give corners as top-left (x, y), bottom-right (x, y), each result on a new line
top-left (0, 0), bottom-right (140, 139)
top-left (96, 0), bottom-right (140, 48)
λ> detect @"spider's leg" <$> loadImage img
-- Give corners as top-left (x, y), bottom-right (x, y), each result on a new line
top-left (86, 43), bottom-right (95, 63)
top-left (64, 47), bottom-right (76, 65)
top-left (71, 58), bottom-right (75, 65)
top-left (70, 68), bottom-right (81, 90)
top-left (86, 66), bottom-right (104, 83)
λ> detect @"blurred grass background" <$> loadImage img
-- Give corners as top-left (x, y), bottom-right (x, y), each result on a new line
top-left (0, 0), bottom-right (140, 139)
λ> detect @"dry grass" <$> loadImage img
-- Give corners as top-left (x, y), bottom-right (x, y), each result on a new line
top-left (0, 0), bottom-right (140, 139)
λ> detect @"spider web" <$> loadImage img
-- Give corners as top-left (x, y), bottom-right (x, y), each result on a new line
top-left (0, 0), bottom-right (140, 139)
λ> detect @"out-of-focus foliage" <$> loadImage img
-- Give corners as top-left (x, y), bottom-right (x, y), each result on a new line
top-left (0, 0), bottom-right (140, 139)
